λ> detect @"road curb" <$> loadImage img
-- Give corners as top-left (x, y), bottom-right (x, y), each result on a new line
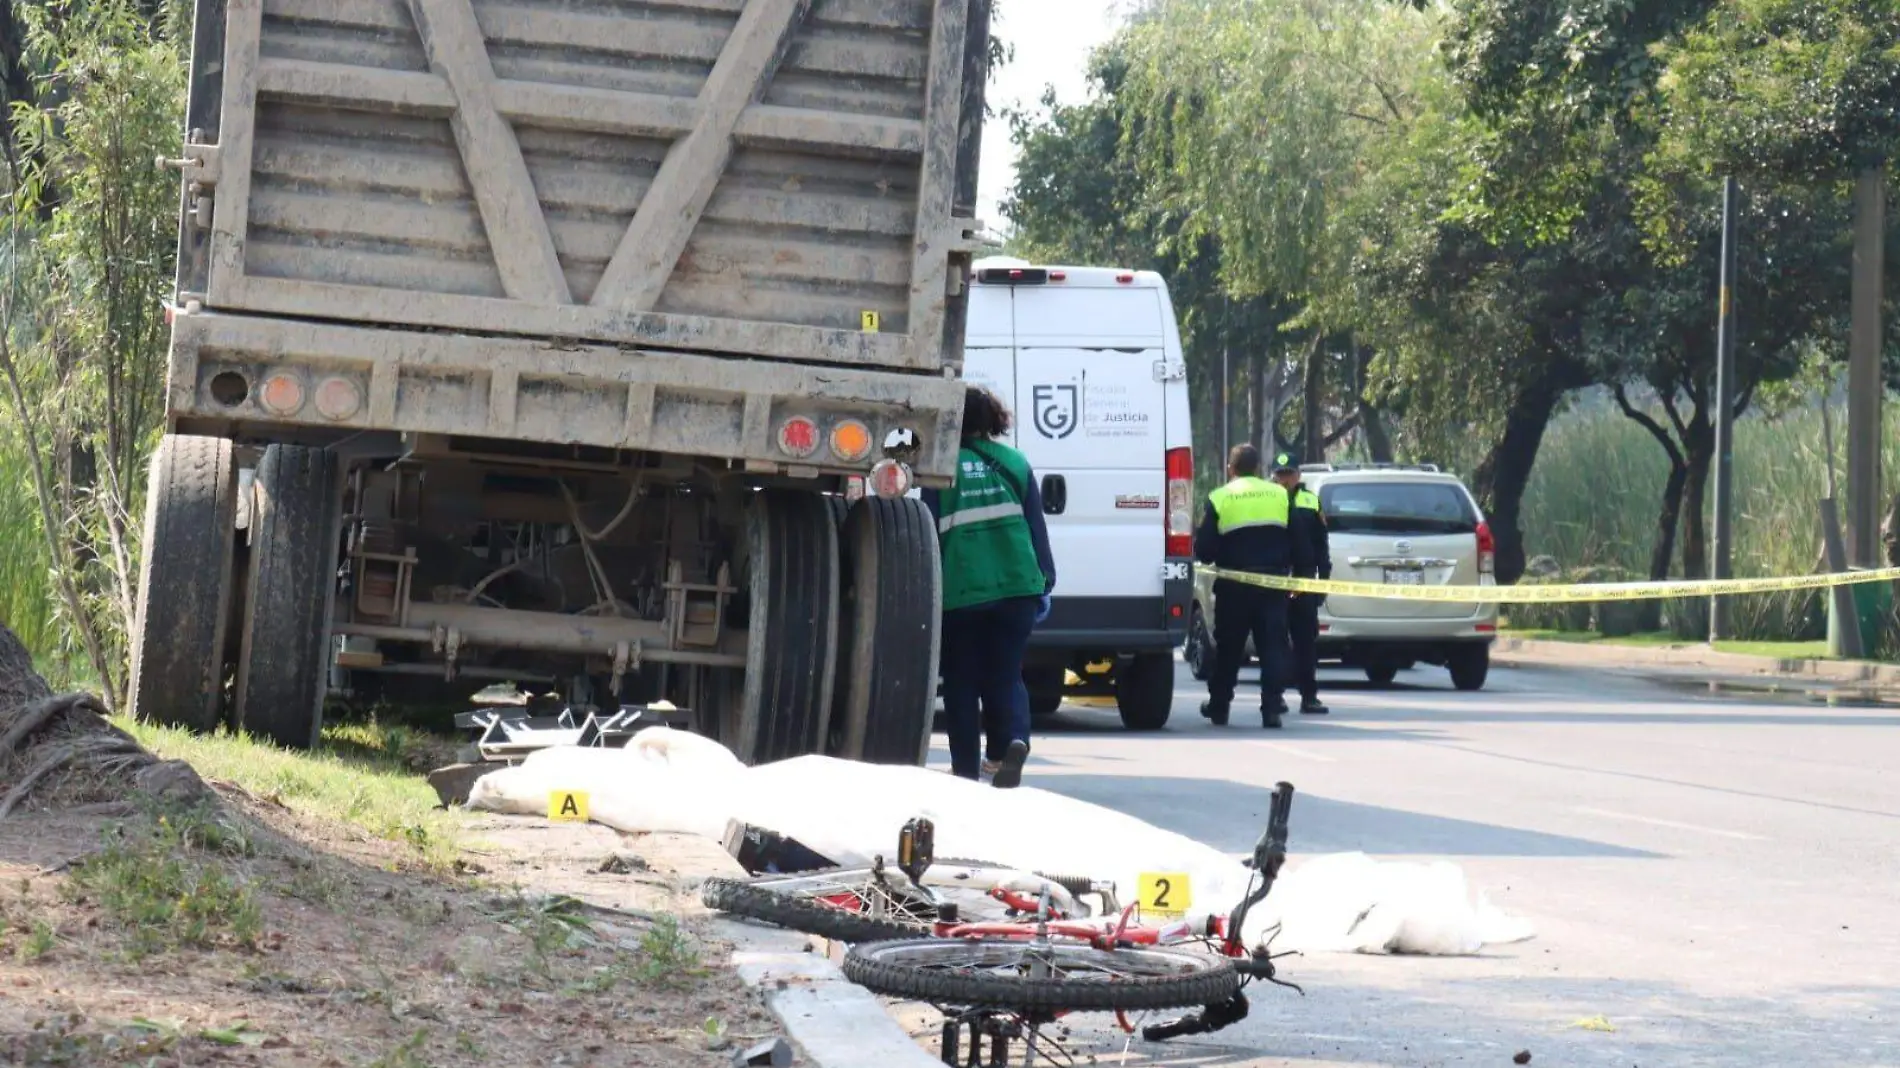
top-left (1494, 637), bottom-right (1900, 688)
top-left (715, 920), bottom-right (939, 1068)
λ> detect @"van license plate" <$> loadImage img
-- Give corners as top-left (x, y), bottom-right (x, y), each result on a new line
top-left (1384, 569), bottom-right (1424, 586)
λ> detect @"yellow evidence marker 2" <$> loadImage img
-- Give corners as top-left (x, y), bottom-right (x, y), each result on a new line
top-left (1137, 871), bottom-right (1191, 918)
top-left (548, 790), bottom-right (589, 823)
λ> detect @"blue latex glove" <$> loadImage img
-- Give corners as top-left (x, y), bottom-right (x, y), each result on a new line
top-left (1035, 595), bottom-right (1052, 624)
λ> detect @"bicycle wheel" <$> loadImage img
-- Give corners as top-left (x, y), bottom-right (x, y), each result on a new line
top-left (702, 869), bottom-right (936, 943)
top-left (843, 938), bottom-right (1240, 1012)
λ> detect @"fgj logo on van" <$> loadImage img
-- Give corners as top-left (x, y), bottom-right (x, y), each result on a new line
top-left (1031, 383), bottom-right (1079, 439)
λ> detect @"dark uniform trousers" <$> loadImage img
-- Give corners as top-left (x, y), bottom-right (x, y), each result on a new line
top-left (1209, 577), bottom-right (1289, 713)
top-left (1285, 593), bottom-right (1320, 702)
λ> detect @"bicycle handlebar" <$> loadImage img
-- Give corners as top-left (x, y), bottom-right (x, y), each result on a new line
top-left (1224, 781), bottom-right (1295, 952)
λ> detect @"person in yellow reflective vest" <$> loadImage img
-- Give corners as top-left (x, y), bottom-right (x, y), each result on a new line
top-left (1193, 444), bottom-right (1312, 729)
top-left (1272, 453), bottom-right (1330, 715)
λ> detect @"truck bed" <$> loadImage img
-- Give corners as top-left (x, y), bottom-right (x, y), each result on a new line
top-left (175, 0), bottom-right (983, 371)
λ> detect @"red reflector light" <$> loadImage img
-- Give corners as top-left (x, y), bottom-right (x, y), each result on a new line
top-left (1049, 271), bottom-right (1067, 281)
top-left (1476, 623), bottom-right (1497, 633)
top-left (868, 458), bottom-right (911, 498)
top-left (1165, 447), bottom-right (1193, 558)
top-left (1170, 605), bottom-right (1183, 618)
top-left (1116, 272), bottom-right (1135, 283)
top-left (1319, 624), bottom-right (1331, 633)
top-left (778, 416), bottom-right (819, 458)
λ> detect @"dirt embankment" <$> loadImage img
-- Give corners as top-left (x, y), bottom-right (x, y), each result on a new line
top-left (0, 625), bottom-right (777, 1067)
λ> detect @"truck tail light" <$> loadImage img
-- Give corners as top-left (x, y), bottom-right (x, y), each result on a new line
top-left (777, 415), bottom-right (819, 458)
top-left (1476, 521), bottom-right (1496, 576)
top-left (868, 458), bottom-right (911, 499)
top-left (1165, 447), bottom-right (1193, 558)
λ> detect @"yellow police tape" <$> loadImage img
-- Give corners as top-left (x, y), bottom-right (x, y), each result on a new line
top-left (1195, 564), bottom-right (1900, 603)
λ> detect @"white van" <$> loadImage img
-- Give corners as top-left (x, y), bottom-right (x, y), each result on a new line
top-left (960, 258), bottom-right (1194, 730)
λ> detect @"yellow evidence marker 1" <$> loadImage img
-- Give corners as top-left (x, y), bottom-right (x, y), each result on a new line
top-left (1137, 871), bottom-right (1191, 918)
top-left (860, 310), bottom-right (881, 333)
top-left (548, 790), bottom-right (589, 823)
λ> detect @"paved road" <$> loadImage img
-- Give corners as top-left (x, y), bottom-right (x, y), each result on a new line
top-left (914, 658), bottom-right (1900, 1067)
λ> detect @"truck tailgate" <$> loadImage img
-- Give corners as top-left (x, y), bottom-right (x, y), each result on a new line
top-left (179, 0), bottom-right (984, 371)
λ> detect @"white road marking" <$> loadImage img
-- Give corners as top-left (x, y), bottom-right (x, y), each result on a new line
top-left (1254, 742), bottom-right (1338, 763)
top-left (1574, 806), bottom-right (1765, 841)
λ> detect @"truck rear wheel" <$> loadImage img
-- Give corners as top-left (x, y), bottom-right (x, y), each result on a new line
top-left (129, 434), bottom-right (239, 733)
top-left (1115, 653), bottom-right (1175, 731)
top-left (234, 445), bottom-right (340, 749)
top-left (728, 492), bottom-right (839, 764)
top-left (831, 497), bottom-right (942, 765)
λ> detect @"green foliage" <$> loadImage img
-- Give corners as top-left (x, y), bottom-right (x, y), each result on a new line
top-left (0, 0), bottom-right (189, 684)
top-left (1655, 0), bottom-right (1900, 180)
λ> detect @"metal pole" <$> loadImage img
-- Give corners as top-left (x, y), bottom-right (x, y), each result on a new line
top-left (1709, 177), bottom-right (1739, 641)
top-left (1848, 166), bottom-right (1886, 568)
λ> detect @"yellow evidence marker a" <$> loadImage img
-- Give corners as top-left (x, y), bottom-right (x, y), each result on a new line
top-left (548, 790), bottom-right (589, 823)
top-left (1137, 871), bottom-right (1191, 918)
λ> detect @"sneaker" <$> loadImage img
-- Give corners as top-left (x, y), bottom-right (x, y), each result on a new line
top-left (991, 740), bottom-right (1029, 789)
top-left (1200, 701), bottom-right (1230, 727)
top-left (1300, 698), bottom-right (1330, 716)
top-left (980, 759), bottom-right (1001, 779)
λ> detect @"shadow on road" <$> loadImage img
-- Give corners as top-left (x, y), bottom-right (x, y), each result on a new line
top-left (1026, 774), bottom-right (1663, 859)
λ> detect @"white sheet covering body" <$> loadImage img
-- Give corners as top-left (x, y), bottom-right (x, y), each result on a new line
top-left (465, 730), bottom-right (1534, 955)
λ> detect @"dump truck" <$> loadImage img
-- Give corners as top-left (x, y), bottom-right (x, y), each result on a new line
top-left (131, 0), bottom-right (994, 767)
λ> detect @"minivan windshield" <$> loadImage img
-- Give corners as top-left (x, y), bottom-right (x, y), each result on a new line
top-left (1320, 481), bottom-right (1477, 536)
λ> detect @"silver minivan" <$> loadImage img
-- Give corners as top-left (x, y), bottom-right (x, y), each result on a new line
top-left (1185, 463), bottom-right (1498, 691)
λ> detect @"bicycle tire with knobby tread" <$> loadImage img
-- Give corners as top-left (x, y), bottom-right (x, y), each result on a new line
top-left (842, 938), bottom-right (1240, 1012)
top-left (701, 876), bottom-right (930, 944)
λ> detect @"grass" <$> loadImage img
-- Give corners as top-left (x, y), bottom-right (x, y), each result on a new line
top-left (120, 715), bottom-right (464, 867)
top-left (1505, 627), bottom-right (1835, 661)
top-left (64, 802), bottom-right (264, 960)
top-left (1519, 393), bottom-right (1900, 646)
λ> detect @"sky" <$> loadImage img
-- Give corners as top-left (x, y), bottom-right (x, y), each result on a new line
top-left (974, 0), bottom-right (1135, 235)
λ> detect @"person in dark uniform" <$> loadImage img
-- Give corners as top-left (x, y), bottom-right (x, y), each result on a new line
top-left (1272, 453), bottom-right (1330, 715)
top-left (1194, 444), bottom-right (1311, 730)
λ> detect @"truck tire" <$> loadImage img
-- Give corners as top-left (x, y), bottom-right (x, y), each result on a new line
top-left (1448, 645), bottom-right (1490, 692)
top-left (234, 446), bottom-right (340, 749)
top-left (831, 497), bottom-right (942, 766)
top-left (1115, 653), bottom-right (1174, 731)
top-left (1023, 664), bottom-right (1064, 718)
top-left (129, 434), bottom-right (239, 733)
top-left (731, 492), bottom-right (839, 764)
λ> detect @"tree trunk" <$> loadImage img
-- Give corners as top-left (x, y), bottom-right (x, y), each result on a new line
top-left (1473, 381), bottom-right (1566, 585)
top-left (1251, 349), bottom-right (1271, 456)
top-left (1680, 419), bottom-right (1715, 580)
top-left (1300, 336), bottom-right (1325, 464)
top-left (1883, 492), bottom-right (1900, 568)
top-left (1637, 462), bottom-right (1689, 630)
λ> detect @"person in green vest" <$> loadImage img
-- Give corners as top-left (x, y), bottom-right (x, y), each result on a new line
top-left (1272, 453), bottom-right (1331, 715)
top-left (1194, 444), bottom-right (1312, 729)
top-left (921, 386), bottom-right (1057, 788)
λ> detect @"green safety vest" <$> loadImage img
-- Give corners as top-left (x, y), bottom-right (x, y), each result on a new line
top-left (1294, 488), bottom-right (1320, 514)
top-left (938, 440), bottom-right (1047, 612)
top-left (1209, 476), bottom-right (1290, 533)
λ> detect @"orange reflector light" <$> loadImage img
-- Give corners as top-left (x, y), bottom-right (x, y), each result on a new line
top-left (313, 377), bottom-right (362, 421)
top-left (260, 373), bottom-right (305, 416)
top-left (830, 419), bottom-right (872, 462)
top-left (778, 416), bottom-right (819, 458)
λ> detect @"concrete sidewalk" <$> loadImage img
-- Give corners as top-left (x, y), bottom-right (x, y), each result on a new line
top-left (1493, 635), bottom-right (1900, 695)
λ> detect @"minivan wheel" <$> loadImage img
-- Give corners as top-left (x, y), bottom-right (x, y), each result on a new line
top-left (1364, 663), bottom-right (1400, 687)
top-left (1115, 653), bottom-right (1174, 731)
top-left (1183, 608), bottom-right (1211, 681)
top-left (1448, 645), bottom-right (1490, 692)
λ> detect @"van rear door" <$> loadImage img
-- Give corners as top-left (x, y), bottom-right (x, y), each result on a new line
top-left (1010, 284), bottom-right (1169, 611)
top-left (1320, 479), bottom-right (1484, 619)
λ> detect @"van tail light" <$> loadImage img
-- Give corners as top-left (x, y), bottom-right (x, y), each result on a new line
top-left (1165, 447), bottom-right (1193, 558)
top-left (1476, 521), bottom-right (1496, 576)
